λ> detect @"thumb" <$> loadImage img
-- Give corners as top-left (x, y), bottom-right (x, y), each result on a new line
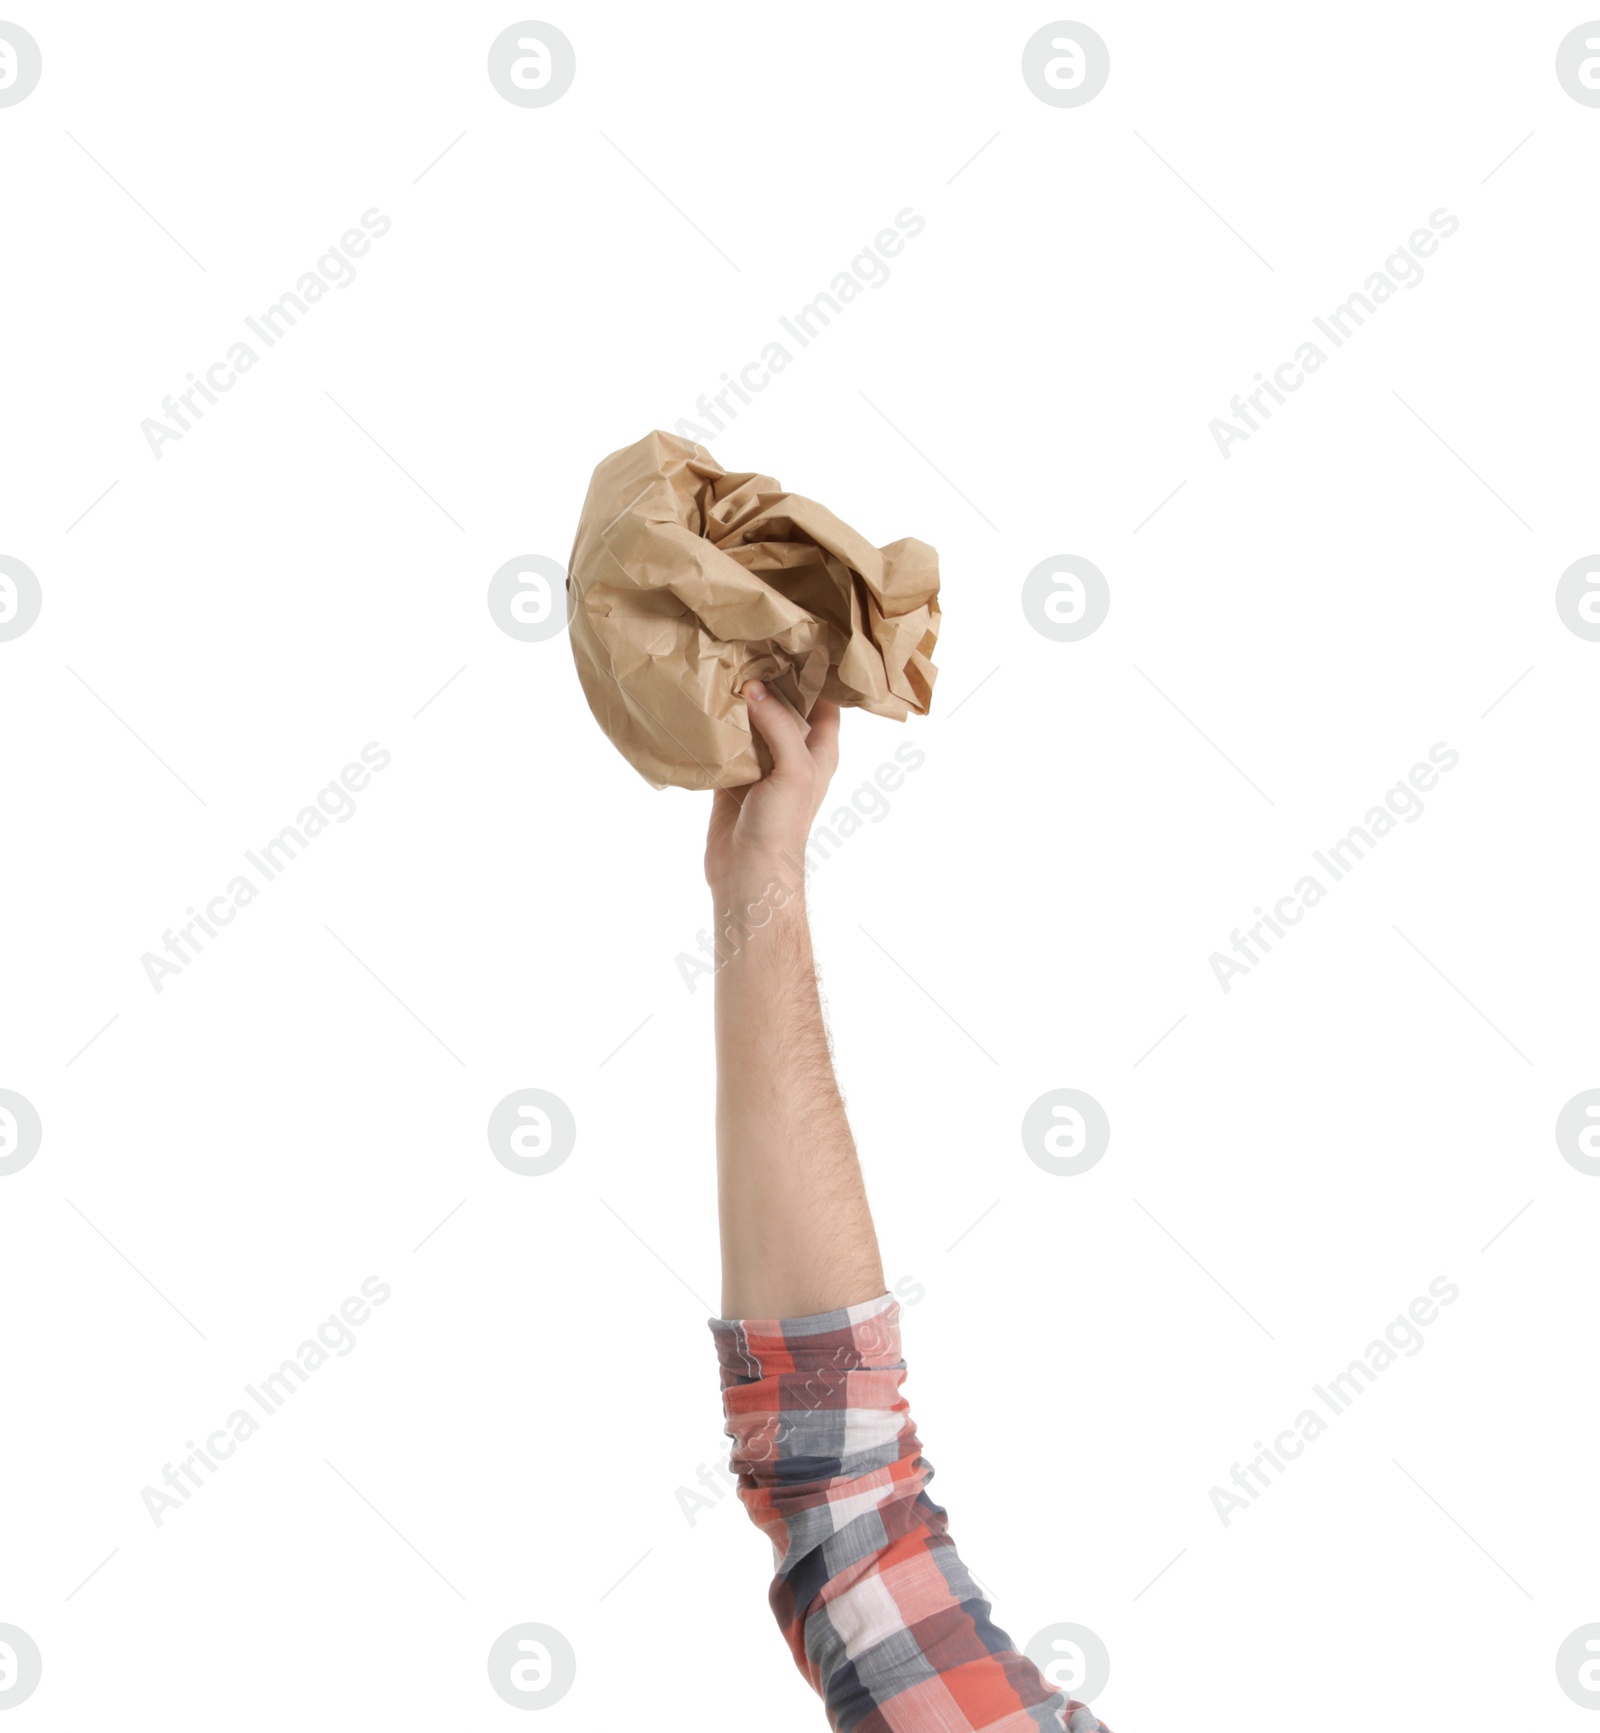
top-left (744, 680), bottom-right (811, 779)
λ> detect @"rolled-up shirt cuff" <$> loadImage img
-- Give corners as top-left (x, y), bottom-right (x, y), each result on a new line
top-left (708, 1293), bottom-right (1111, 1732)
top-left (708, 1290), bottom-right (898, 1382)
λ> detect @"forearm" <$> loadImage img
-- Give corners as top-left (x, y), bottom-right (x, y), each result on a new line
top-left (702, 688), bottom-right (1108, 1733)
top-left (712, 870), bottom-right (885, 1320)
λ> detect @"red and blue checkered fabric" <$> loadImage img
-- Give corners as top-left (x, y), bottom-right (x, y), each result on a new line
top-left (711, 1293), bottom-right (1110, 1732)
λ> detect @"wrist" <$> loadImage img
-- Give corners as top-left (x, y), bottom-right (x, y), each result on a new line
top-left (708, 850), bottom-right (807, 912)
top-left (707, 864), bottom-right (808, 943)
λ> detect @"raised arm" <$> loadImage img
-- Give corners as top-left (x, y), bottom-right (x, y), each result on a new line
top-left (705, 684), bottom-right (1109, 1733)
top-left (705, 682), bottom-right (881, 1321)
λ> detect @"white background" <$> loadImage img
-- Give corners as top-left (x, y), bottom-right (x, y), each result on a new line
top-left (2, 2), bottom-right (1596, 1727)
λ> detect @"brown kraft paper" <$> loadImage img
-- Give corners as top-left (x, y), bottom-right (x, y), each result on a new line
top-left (566, 430), bottom-right (941, 790)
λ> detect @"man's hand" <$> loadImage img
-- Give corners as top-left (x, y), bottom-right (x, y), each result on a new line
top-left (704, 682), bottom-right (841, 898)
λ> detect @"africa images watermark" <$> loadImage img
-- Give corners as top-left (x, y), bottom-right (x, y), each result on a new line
top-left (675, 739), bottom-right (926, 992)
top-left (1209, 742), bottom-right (1459, 992)
top-left (1208, 1276), bottom-right (1459, 1526)
top-left (1209, 208), bottom-right (1460, 458)
top-left (140, 743), bottom-right (391, 992)
top-left (673, 208), bottom-right (926, 444)
top-left (141, 208), bottom-right (392, 458)
top-left (141, 1276), bottom-right (391, 1526)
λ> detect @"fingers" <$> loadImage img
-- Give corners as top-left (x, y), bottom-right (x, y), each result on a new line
top-left (805, 699), bottom-right (841, 777)
top-left (744, 680), bottom-right (813, 779)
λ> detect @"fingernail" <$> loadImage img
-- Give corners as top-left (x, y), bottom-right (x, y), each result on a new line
top-left (747, 680), bottom-right (767, 701)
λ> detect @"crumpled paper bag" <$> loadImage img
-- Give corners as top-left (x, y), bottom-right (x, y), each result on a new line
top-left (566, 431), bottom-right (940, 790)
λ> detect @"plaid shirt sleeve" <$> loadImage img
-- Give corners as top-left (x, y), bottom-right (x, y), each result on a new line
top-left (710, 1293), bottom-right (1111, 1733)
